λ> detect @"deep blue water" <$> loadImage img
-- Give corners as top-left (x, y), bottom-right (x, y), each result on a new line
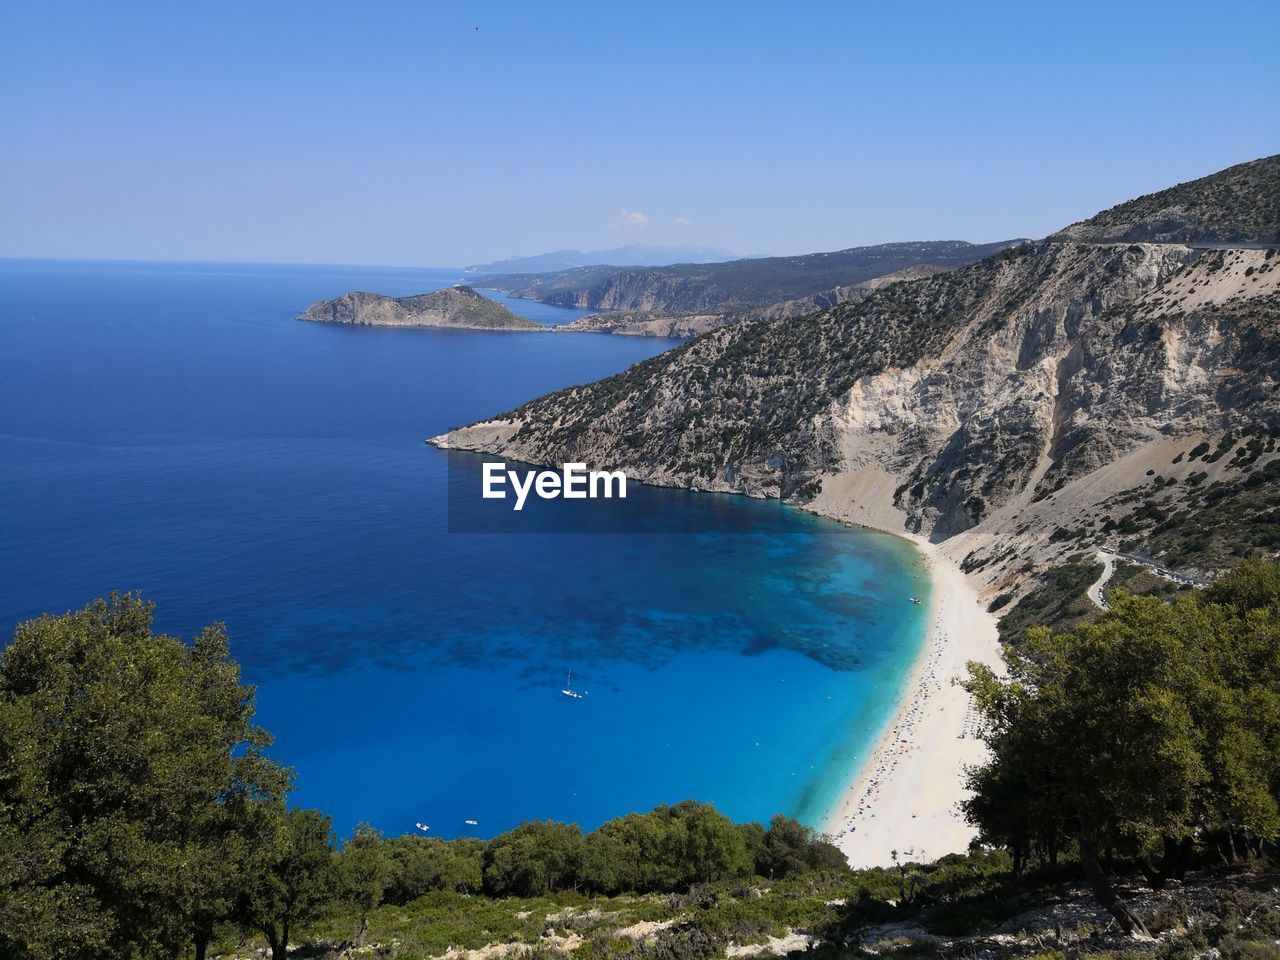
top-left (472, 286), bottom-right (592, 327)
top-left (0, 259), bottom-right (929, 840)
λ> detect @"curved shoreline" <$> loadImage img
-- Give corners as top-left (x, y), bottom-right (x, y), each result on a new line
top-left (425, 444), bottom-right (1003, 861)
top-left (821, 533), bottom-right (1003, 867)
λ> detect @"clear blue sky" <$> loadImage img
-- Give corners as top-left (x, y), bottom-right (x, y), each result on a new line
top-left (2, 0), bottom-right (1277, 266)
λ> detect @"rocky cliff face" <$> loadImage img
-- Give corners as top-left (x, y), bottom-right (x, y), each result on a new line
top-left (434, 159), bottom-right (1280, 596)
top-left (298, 286), bottom-right (540, 330)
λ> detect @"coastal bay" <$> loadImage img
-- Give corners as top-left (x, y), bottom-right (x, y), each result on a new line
top-left (0, 258), bottom-right (936, 841)
top-left (8, 6), bottom-right (1279, 954)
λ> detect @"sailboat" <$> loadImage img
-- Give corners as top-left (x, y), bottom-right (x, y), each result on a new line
top-left (561, 671), bottom-right (583, 699)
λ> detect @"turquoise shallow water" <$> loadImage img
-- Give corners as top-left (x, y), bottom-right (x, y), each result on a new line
top-left (0, 258), bottom-right (930, 838)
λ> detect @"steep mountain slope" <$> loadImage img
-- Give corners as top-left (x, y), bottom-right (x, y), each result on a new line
top-left (479, 240), bottom-right (1021, 314)
top-left (435, 158), bottom-right (1280, 597)
top-left (298, 286), bottom-right (540, 330)
top-left (1053, 154), bottom-right (1280, 245)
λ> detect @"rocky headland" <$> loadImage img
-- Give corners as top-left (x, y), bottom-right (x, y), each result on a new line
top-left (298, 285), bottom-right (541, 331)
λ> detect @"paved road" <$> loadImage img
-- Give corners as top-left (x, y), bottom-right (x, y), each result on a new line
top-left (1087, 549), bottom-right (1118, 609)
top-left (1087, 546), bottom-right (1210, 609)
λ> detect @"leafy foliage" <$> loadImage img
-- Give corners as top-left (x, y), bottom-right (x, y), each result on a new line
top-left (239, 806), bottom-right (339, 960)
top-left (0, 593), bottom-right (288, 960)
top-left (383, 835), bottom-right (484, 902)
top-left (965, 560), bottom-right (1280, 933)
top-left (337, 822), bottom-right (395, 944)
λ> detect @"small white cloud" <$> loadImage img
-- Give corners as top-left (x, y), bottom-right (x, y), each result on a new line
top-left (673, 216), bottom-right (691, 226)
top-left (608, 208), bottom-right (649, 231)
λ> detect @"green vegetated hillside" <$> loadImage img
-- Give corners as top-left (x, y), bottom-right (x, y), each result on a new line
top-left (996, 424), bottom-right (1280, 642)
top-left (993, 557), bottom-right (1194, 646)
top-left (989, 553), bottom-right (1106, 643)
top-left (1122, 444), bottom-right (1280, 569)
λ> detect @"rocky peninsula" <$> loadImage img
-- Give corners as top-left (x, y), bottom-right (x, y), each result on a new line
top-left (298, 285), bottom-right (542, 331)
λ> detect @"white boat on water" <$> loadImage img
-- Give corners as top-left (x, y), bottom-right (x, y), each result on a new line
top-left (561, 671), bottom-right (583, 699)
top-left (465, 819), bottom-right (479, 826)
top-left (908, 596), bottom-right (921, 604)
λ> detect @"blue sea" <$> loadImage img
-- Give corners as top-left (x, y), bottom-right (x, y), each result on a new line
top-left (0, 259), bottom-right (929, 840)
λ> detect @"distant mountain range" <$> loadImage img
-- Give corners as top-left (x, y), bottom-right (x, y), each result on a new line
top-left (465, 244), bottom-right (742, 275)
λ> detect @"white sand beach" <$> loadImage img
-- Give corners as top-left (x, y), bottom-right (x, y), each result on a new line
top-left (824, 536), bottom-right (1003, 868)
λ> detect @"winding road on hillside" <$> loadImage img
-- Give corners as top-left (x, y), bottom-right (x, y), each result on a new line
top-left (1087, 550), bottom-right (1119, 609)
top-left (1086, 546), bottom-right (1210, 609)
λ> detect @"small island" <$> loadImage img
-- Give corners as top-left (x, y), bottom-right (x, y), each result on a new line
top-left (298, 285), bottom-right (542, 331)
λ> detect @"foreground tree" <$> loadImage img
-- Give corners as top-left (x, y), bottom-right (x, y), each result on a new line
top-left (483, 820), bottom-right (586, 896)
top-left (240, 806), bottom-right (337, 960)
top-left (964, 560), bottom-right (1280, 936)
top-left (383, 836), bottom-right (484, 902)
top-left (0, 594), bottom-right (288, 960)
top-left (756, 814), bottom-right (848, 879)
top-left (338, 822), bottom-right (394, 945)
top-left (587, 801), bottom-right (752, 893)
